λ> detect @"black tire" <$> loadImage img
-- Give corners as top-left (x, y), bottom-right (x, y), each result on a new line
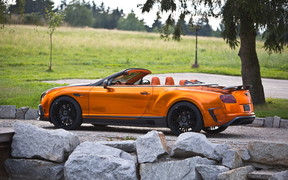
top-left (203, 126), bottom-right (228, 134)
top-left (50, 96), bottom-right (82, 130)
top-left (167, 102), bottom-right (203, 136)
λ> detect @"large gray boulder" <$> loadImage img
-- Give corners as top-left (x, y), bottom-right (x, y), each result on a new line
top-left (214, 144), bottom-right (231, 160)
top-left (222, 149), bottom-right (243, 169)
top-left (0, 105), bottom-right (16, 119)
top-left (196, 165), bottom-right (229, 180)
top-left (237, 148), bottom-right (251, 161)
top-left (269, 170), bottom-right (288, 180)
top-left (218, 165), bottom-right (255, 180)
top-left (5, 158), bottom-right (64, 180)
top-left (136, 130), bottom-right (168, 163)
top-left (171, 132), bottom-right (220, 161)
top-left (15, 107), bottom-right (29, 119)
top-left (248, 141), bottom-right (288, 167)
top-left (11, 121), bottom-right (80, 163)
top-left (99, 140), bottom-right (136, 153)
top-left (140, 156), bottom-right (217, 180)
top-left (65, 142), bottom-right (137, 180)
top-left (24, 108), bottom-right (38, 120)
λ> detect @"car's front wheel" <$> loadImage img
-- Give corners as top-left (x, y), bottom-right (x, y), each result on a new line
top-left (168, 102), bottom-right (203, 136)
top-left (50, 96), bottom-right (82, 130)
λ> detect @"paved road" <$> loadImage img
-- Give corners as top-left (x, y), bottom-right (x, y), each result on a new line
top-left (45, 73), bottom-right (288, 99)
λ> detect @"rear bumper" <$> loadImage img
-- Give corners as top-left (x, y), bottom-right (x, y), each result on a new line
top-left (222, 115), bottom-right (255, 126)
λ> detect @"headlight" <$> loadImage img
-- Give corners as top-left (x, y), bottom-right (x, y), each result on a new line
top-left (40, 91), bottom-right (47, 102)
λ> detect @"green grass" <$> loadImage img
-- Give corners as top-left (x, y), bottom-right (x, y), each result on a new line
top-left (255, 99), bottom-right (288, 119)
top-left (0, 25), bottom-right (287, 118)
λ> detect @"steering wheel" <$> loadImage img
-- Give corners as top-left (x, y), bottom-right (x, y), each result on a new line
top-left (115, 81), bottom-right (122, 85)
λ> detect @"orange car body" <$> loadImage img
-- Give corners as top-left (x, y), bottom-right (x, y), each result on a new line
top-left (39, 68), bottom-right (255, 134)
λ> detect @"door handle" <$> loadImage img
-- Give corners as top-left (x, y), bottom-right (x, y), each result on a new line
top-left (140, 91), bottom-right (150, 95)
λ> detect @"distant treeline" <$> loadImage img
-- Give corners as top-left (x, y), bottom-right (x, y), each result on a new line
top-left (3, 0), bottom-right (223, 37)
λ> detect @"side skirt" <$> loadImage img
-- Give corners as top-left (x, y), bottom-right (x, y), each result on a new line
top-left (82, 116), bottom-right (167, 127)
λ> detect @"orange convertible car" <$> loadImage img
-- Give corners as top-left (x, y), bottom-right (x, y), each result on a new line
top-left (39, 68), bottom-right (255, 135)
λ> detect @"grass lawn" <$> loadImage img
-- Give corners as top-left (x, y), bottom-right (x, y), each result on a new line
top-left (254, 98), bottom-right (288, 119)
top-left (0, 25), bottom-right (287, 118)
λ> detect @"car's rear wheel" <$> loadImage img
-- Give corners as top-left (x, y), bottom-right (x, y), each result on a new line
top-left (168, 102), bottom-right (203, 136)
top-left (50, 96), bottom-right (82, 130)
top-left (203, 126), bottom-right (228, 134)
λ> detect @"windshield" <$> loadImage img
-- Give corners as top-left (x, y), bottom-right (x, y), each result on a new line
top-left (111, 72), bottom-right (142, 85)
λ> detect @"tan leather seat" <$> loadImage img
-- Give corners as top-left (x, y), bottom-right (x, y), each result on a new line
top-left (151, 77), bottom-right (161, 85)
top-left (165, 77), bottom-right (175, 85)
top-left (179, 80), bottom-right (187, 85)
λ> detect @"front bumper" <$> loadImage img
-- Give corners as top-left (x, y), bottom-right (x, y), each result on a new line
top-left (38, 105), bottom-right (49, 121)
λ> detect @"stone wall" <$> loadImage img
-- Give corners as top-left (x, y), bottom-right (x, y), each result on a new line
top-left (253, 116), bottom-right (288, 129)
top-left (0, 105), bottom-right (38, 120)
top-left (4, 122), bottom-right (288, 180)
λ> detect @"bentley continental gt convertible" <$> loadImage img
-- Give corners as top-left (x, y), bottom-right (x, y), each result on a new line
top-left (39, 68), bottom-right (255, 135)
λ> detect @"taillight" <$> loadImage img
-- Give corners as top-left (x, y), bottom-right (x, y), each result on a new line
top-left (220, 94), bottom-right (236, 103)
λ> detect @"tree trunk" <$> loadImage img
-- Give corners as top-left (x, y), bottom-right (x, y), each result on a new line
top-left (48, 33), bottom-right (52, 71)
top-left (239, 17), bottom-right (265, 104)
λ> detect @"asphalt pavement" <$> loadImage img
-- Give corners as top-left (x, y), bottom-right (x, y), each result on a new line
top-left (44, 73), bottom-right (288, 99)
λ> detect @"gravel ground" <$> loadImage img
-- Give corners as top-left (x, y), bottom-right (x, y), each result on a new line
top-left (1, 119), bottom-right (288, 149)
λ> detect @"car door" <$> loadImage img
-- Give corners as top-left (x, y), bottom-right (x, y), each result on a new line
top-left (88, 85), bottom-right (152, 118)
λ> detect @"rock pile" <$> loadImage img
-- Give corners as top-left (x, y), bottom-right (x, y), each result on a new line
top-left (5, 122), bottom-right (288, 180)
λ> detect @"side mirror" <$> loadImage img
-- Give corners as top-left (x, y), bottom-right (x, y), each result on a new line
top-left (103, 79), bottom-right (109, 89)
top-left (142, 79), bottom-right (150, 85)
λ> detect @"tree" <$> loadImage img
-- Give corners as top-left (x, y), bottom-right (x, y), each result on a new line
top-left (8, 0), bottom-right (25, 14)
top-left (151, 19), bottom-right (162, 32)
top-left (0, 0), bottom-right (7, 28)
top-left (9, 0), bottom-right (53, 15)
top-left (46, 10), bottom-right (64, 71)
top-left (142, 0), bottom-right (288, 104)
top-left (92, 3), bottom-right (124, 29)
top-left (64, 1), bottom-right (93, 27)
top-left (117, 11), bottom-right (146, 31)
top-left (24, 0), bottom-right (53, 15)
top-left (109, 8), bottom-right (123, 29)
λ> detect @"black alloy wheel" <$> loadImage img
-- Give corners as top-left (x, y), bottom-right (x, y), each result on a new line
top-left (203, 126), bottom-right (228, 134)
top-left (168, 102), bottom-right (203, 136)
top-left (50, 96), bottom-right (82, 130)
